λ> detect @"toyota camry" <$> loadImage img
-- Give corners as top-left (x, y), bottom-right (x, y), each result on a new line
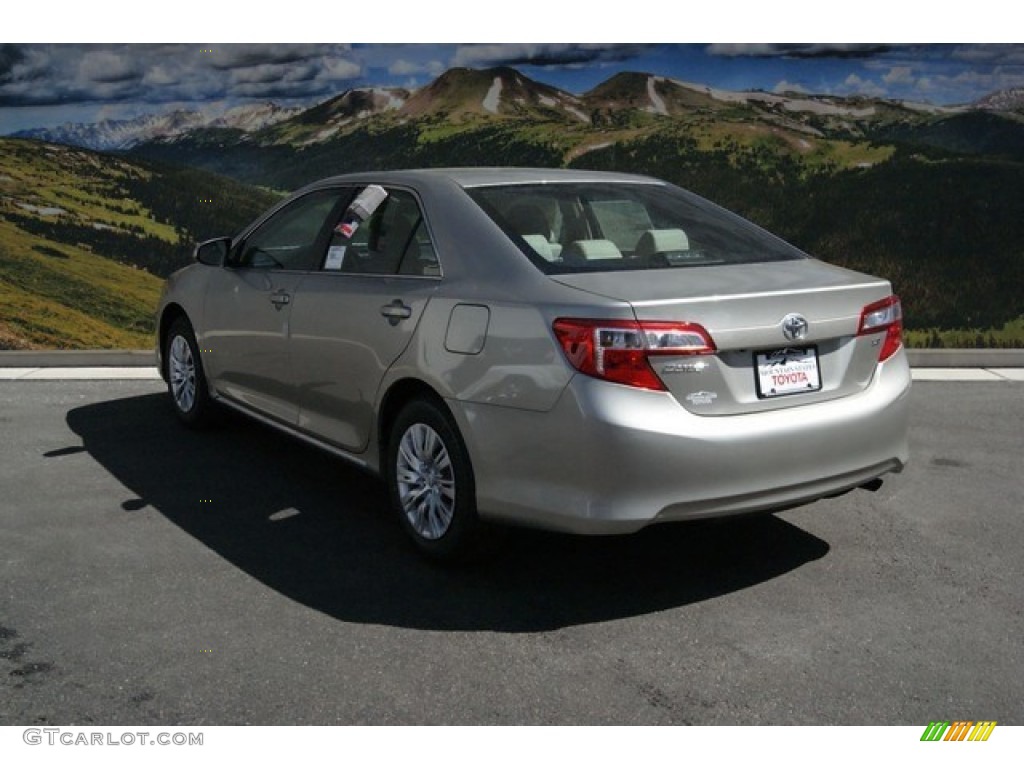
top-left (156, 168), bottom-right (911, 559)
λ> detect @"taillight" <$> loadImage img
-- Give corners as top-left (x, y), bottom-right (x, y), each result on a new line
top-left (553, 318), bottom-right (716, 390)
top-left (858, 295), bottom-right (903, 362)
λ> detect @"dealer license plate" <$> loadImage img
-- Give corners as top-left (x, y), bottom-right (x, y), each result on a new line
top-left (755, 347), bottom-right (822, 398)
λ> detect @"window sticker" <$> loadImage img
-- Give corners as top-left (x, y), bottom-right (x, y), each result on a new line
top-left (335, 218), bottom-right (359, 239)
top-left (325, 245), bottom-right (347, 270)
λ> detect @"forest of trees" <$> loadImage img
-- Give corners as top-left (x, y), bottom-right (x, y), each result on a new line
top-left (7, 109), bottom-right (1022, 347)
top-left (571, 137), bottom-right (1024, 335)
top-left (131, 120), bottom-right (1024, 340)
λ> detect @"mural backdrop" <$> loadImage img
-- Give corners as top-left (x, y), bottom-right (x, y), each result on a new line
top-left (1, 43), bottom-right (1022, 349)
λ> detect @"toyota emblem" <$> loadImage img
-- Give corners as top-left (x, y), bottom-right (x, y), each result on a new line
top-left (782, 313), bottom-right (809, 341)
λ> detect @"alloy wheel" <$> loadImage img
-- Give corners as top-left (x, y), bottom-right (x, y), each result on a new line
top-left (395, 422), bottom-right (456, 540)
top-left (168, 334), bottom-right (197, 414)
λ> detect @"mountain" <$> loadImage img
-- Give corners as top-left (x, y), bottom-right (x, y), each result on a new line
top-left (211, 102), bottom-right (305, 132)
top-left (14, 110), bottom-right (206, 151)
top-left (271, 87), bottom-right (411, 146)
top-left (0, 137), bottom-right (279, 349)
top-left (6, 66), bottom-right (1024, 344)
top-left (397, 66), bottom-right (589, 122)
top-left (583, 72), bottom-right (720, 118)
top-left (291, 88), bottom-right (410, 124)
top-left (973, 87), bottom-right (1024, 114)
top-left (12, 66), bottom-right (1015, 160)
top-left (124, 65), bottom-right (1019, 190)
top-left (13, 102), bottom-right (302, 151)
top-left (126, 65), bottom-right (1019, 172)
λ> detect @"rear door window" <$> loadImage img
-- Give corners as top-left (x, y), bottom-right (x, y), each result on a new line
top-left (324, 188), bottom-right (440, 277)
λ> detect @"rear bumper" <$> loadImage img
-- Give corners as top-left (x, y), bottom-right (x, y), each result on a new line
top-left (451, 351), bottom-right (911, 534)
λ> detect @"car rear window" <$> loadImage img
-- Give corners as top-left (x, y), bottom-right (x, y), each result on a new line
top-left (466, 182), bottom-right (808, 274)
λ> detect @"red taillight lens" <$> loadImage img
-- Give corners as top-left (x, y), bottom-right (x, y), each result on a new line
top-left (553, 318), bottom-right (716, 390)
top-left (858, 295), bottom-right (903, 362)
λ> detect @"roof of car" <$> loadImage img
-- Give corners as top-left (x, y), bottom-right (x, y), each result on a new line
top-left (305, 167), bottom-right (664, 190)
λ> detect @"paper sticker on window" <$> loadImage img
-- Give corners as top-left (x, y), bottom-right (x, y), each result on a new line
top-left (334, 185), bottom-right (388, 240)
top-left (325, 245), bottom-right (346, 270)
top-left (335, 218), bottom-right (360, 239)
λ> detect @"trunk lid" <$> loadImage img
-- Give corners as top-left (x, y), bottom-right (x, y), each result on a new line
top-left (552, 260), bottom-right (895, 415)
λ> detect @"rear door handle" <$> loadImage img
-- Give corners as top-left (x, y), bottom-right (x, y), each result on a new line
top-left (380, 299), bottom-right (413, 325)
top-left (270, 290), bottom-right (291, 309)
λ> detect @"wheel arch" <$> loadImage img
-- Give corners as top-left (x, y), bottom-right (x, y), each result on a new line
top-left (377, 378), bottom-right (451, 477)
top-left (379, 378), bottom-right (487, 559)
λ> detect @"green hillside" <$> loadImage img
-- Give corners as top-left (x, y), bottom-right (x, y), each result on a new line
top-left (7, 66), bottom-right (1024, 348)
top-left (0, 138), bottom-right (278, 349)
top-left (130, 102), bottom-right (1024, 341)
top-left (573, 139), bottom-right (1024, 341)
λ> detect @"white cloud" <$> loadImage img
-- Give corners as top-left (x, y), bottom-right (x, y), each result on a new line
top-left (772, 80), bottom-right (809, 94)
top-left (79, 50), bottom-right (141, 84)
top-left (142, 64), bottom-right (179, 87)
top-left (230, 62), bottom-right (320, 86)
top-left (839, 73), bottom-right (886, 98)
top-left (882, 66), bottom-right (914, 86)
top-left (321, 56), bottom-right (361, 81)
top-left (208, 44), bottom-right (340, 71)
top-left (388, 58), bottom-right (444, 77)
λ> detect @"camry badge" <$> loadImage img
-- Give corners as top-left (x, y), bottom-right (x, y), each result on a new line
top-left (661, 360), bottom-right (709, 374)
top-left (781, 313), bottom-right (809, 341)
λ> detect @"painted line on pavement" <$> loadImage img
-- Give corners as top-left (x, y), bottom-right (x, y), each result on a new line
top-left (910, 369), bottom-right (1024, 382)
top-left (0, 367), bottom-right (163, 380)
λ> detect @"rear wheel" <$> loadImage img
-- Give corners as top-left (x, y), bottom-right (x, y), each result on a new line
top-left (388, 398), bottom-right (485, 561)
top-left (165, 316), bottom-right (215, 427)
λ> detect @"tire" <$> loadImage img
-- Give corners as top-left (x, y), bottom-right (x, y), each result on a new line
top-left (165, 316), bottom-right (215, 428)
top-left (387, 398), bottom-right (485, 561)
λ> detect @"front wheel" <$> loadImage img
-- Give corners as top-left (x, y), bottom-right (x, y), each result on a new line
top-left (388, 398), bottom-right (485, 561)
top-left (165, 316), bottom-right (215, 428)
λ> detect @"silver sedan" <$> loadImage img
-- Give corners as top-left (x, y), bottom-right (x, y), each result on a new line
top-left (157, 168), bottom-right (910, 559)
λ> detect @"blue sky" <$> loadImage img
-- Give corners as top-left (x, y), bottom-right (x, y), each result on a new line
top-left (2, 42), bottom-right (1022, 134)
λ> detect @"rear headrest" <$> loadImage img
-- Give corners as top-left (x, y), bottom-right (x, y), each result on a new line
top-left (522, 234), bottom-right (556, 262)
top-left (634, 229), bottom-right (689, 257)
top-left (563, 239), bottom-right (622, 261)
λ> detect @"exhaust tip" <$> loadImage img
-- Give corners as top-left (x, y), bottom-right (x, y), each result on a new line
top-left (860, 478), bottom-right (884, 493)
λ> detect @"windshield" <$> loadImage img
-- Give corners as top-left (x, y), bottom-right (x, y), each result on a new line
top-left (466, 182), bottom-right (808, 274)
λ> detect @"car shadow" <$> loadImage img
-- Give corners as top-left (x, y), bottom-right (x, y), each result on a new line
top-left (66, 392), bottom-right (830, 632)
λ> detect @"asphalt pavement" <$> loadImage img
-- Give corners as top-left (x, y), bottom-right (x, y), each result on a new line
top-left (0, 378), bottom-right (1022, 725)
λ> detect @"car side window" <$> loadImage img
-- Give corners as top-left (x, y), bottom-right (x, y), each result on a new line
top-left (235, 190), bottom-right (343, 271)
top-left (325, 188), bottom-right (440, 277)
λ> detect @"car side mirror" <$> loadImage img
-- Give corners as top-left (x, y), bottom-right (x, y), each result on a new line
top-left (194, 237), bottom-right (230, 266)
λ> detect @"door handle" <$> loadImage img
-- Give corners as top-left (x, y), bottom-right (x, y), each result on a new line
top-left (380, 299), bottom-right (413, 325)
top-left (269, 290), bottom-right (291, 310)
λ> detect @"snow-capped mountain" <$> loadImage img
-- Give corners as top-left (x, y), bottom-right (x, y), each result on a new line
top-left (209, 102), bottom-right (305, 132)
top-left (9, 66), bottom-right (1013, 157)
top-left (396, 67), bottom-right (588, 122)
top-left (973, 87), bottom-right (1024, 113)
top-left (12, 102), bottom-right (302, 151)
top-left (14, 111), bottom-right (206, 151)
